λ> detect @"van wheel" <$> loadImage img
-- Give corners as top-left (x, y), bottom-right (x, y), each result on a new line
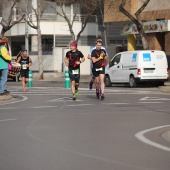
top-left (129, 76), bottom-right (137, 87)
top-left (105, 75), bottom-right (112, 87)
top-left (157, 81), bottom-right (164, 86)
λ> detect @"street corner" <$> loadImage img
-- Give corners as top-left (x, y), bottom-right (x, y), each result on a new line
top-left (162, 130), bottom-right (170, 143)
top-left (0, 94), bottom-right (13, 104)
top-left (158, 86), bottom-right (170, 93)
top-left (158, 81), bottom-right (170, 93)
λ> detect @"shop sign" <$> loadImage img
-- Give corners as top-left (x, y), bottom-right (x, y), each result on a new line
top-left (121, 20), bottom-right (169, 35)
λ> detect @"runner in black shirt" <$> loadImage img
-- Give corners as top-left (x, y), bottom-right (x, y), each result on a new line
top-left (64, 42), bottom-right (85, 100)
top-left (91, 42), bottom-right (108, 99)
top-left (17, 50), bottom-right (32, 92)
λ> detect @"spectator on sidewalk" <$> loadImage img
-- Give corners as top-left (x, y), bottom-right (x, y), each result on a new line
top-left (0, 37), bottom-right (16, 96)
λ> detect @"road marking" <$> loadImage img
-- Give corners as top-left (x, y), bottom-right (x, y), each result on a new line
top-left (0, 119), bottom-right (17, 122)
top-left (138, 102), bottom-right (163, 104)
top-left (29, 106), bottom-right (58, 109)
top-left (140, 97), bottom-right (170, 101)
top-left (67, 104), bottom-right (95, 107)
top-left (0, 95), bottom-right (28, 105)
top-left (0, 107), bottom-right (18, 110)
top-left (135, 125), bottom-right (170, 152)
top-left (48, 97), bottom-right (83, 102)
top-left (103, 103), bottom-right (130, 105)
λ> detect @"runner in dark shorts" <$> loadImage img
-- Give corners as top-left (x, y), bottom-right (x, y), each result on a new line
top-left (91, 42), bottom-right (108, 100)
top-left (64, 42), bottom-right (85, 100)
top-left (17, 50), bottom-right (32, 92)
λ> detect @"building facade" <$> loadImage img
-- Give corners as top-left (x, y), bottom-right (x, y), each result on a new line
top-left (0, 0), bottom-right (100, 78)
top-left (104, 0), bottom-right (170, 68)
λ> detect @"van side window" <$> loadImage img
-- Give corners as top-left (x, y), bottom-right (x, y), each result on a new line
top-left (110, 54), bottom-right (121, 67)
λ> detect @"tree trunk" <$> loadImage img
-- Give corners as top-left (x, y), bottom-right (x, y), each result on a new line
top-left (37, 20), bottom-right (43, 80)
top-left (1, 29), bottom-right (5, 37)
top-left (119, 0), bottom-right (150, 50)
top-left (138, 28), bottom-right (149, 50)
top-left (103, 22), bottom-right (107, 50)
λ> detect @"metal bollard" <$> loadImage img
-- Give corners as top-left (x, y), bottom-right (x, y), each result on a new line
top-left (27, 70), bottom-right (33, 87)
top-left (65, 70), bottom-right (70, 88)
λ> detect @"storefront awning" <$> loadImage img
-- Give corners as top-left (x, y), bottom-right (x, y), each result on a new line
top-left (121, 20), bottom-right (169, 35)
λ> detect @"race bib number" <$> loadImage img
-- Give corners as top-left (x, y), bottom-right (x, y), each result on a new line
top-left (22, 64), bottom-right (27, 70)
top-left (72, 69), bottom-right (79, 74)
top-left (96, 67), bottom-right (103, 71)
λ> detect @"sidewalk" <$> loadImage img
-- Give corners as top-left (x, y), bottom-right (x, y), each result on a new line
top-left (158, 81), bottom-right (170, 93)
top-left (0, 94), bottom-right (13, 103)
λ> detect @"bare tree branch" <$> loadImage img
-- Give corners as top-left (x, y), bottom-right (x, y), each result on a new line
top-left (119, 0), bottom-right (150, 50)
top-left (0, 0), bottom-right (25, 37)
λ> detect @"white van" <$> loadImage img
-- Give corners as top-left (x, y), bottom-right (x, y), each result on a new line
top-left (105, 50), bottom-right (169, 87)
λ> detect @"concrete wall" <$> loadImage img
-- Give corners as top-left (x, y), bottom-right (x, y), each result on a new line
top-left (5, 21), bottom-right (98, 37)
top-left (104, 0), bottom-right (170, 23)
top-left (141, 0), bottom-right (170, 11)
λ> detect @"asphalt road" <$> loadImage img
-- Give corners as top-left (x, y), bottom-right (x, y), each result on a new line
top-left (0, 81), bottom-right (170, 170)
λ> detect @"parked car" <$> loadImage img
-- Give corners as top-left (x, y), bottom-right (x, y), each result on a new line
top-left (105, 50), bottom-right (169, 87)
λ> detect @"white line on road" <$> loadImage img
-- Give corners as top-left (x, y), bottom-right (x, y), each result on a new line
top-left (140, 97), bottom-right (170, 101)
top-left (0, 95), bottom-right (28, 105)
top-left (0, 107), bottom-right (18, 110)
top-left (103, 103), bottom-right (130, 105)
top-left (48, 97), bottom-right (83, 102)
top-left (67, 104), bottom-right (95, 107)
top-left (135, 125), bottom-right (170, 152)
top-left (29, 106), bottom-right (58, 109)
top-left (0, 119), bottom-right (17, 122)
top-left (138, 102), bottom-right (163, 104)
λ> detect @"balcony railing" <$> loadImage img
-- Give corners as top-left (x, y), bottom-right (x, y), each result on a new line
top-left (40, 13), bottom-right (98, 23)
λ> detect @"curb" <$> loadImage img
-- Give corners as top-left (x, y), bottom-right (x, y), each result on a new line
top-left (0, 94), bottom-right (13, 103)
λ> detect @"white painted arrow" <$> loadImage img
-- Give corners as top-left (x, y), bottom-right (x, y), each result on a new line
top-left (140, 97), bottom-right (170, 101)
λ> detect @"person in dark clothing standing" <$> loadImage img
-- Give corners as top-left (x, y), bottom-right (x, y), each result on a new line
top-left (17, 50), bottom-right (32, 92)
top-left (64, 42), bottom-right (85, 100)
top-left (91, 42), bottom-right (108, 100)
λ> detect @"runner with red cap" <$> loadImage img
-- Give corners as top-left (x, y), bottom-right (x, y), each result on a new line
top-left (64, 42), bottom-right (85, 100)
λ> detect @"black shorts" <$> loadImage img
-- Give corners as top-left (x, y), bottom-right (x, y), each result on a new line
top-left (92, 66), bottom-right (105, 77)
top-left (20, 70), bottom-right (29, 78)
top-left (69, 68), bottom-right (80, 83)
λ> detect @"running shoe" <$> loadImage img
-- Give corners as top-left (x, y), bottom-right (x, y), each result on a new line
top-left (96, 89), bottom-right (100, 99)
top-left (72, 93), bottom-right (76, 100)
top-left (101, 93), bottom-right (105, 100)
top-left (89, 81), bottom-right (93, 90)
top-left (75, 90), bottom-right (78, 95)
top-left (4, 90), bottom-right (10, 94)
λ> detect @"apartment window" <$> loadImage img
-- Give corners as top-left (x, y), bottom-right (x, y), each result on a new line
top-left (110, 40), bottom-right (117, 44)
top-left (42, 36), bottom-right (53, 55)
top-left (56, 4), bottom-right (72, 21)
